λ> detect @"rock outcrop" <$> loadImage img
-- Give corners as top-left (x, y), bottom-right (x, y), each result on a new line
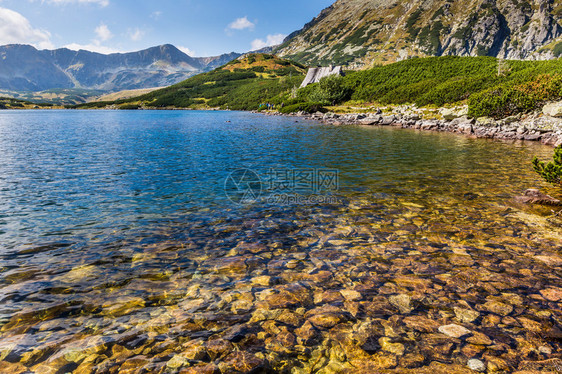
top-left (276, 0), bottom-right (562, 67)
top-left (543, 102), bottom-right (562, 118)
top-left (300, 65), bottom-right (344, 88)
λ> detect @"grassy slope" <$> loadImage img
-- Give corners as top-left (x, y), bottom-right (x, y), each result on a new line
top-left (0, 97), bottom-right (56, 110)
top-left (75, 54), bottom-right (307, 111)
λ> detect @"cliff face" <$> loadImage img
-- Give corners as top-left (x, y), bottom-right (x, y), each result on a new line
top-left (276, 0), bottom-right (562, 67)
top-left (0, 44), bottom-right (241, 92)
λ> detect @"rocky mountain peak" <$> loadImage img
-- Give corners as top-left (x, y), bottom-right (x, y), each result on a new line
top-left (276, 0), bottom-right (562, 67)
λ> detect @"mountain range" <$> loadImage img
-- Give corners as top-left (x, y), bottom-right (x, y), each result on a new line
top-left (2, 0), bottom-right (562, 102)
top-left (275, 0), bottom-right (562, 67)
top-left (0, 44), bottom-right (241, 92)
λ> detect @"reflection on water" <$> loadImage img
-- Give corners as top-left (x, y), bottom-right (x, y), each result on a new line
top-left (0, 110), bottom-right (561, 373)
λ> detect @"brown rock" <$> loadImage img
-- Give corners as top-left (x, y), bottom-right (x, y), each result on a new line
top-left (180, 363), bottom-right (220, 374)
top-left (515, 189), bottom-right (562, 206)
top-left (454, 307), bottom-right (480, 323)
top-left (295, 321), bottom-right (318, 344)
top-left (466, 332), bottom-right (493, 346)
top-left (484, 355), bottom-right (510, 372)
top-left (119, 356), bottom-right (150, 374)
top-left (308, 313), bottom-right (342, 329)
top-left (262, 283), bottom-right (312, 309)
top-left (180, 341), bottom-right (207, 361)
top-left (314, 290), bottom-right (344, 304)
top-left (461, 343), bottom-right (485, 357)
top-left (400, 353), bottom-right (426, 368)
top-left (205, 339), bottom-right (233, 360)
top-left (218, 352), bottom-right (265, 373)
top-left (389, 294), bottom-right (413, 314)
top-left (403, 315), bottom-right (440, 332)
top-left (379, 337), bottom-right (405, 356)
top-left (340, 289), bottom-right (363, 301)
top-left (483, 300), bottom-right (513, 316)
top-left (540, 288), bottom-right (562, 302)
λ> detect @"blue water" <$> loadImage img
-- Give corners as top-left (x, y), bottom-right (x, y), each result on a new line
top-left (0, 110), bottom-right (560, 372)
top-left (0, 110), bottom-right (326, 251)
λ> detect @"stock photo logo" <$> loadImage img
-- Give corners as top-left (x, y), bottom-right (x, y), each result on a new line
top-left (224, 169), bottom-right (263, 204)
top-left (225, 168), bottom-right (340, 205)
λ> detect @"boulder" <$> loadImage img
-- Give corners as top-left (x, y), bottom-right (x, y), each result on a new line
top-left (543, 102), bottom-right (562, 118)
top-left (515, 189), bottom-right (562, 206)
top-left (476, 117), bottom-right (496, 126)
top-left (441, 106), bottom-right (469, 121)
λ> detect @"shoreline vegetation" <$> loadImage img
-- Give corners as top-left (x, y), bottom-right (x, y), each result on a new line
top-left (63, 54), bottom-right (562, 146)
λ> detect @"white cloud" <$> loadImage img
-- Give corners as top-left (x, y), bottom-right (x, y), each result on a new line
top-left (228, 16), bottom-right (254, 31)
top-left (150, 11), bottom-right (162, 20)
top-left (43, 0), bottom-right (109, 7)
top-left (95, 23), bottom-right (112, 41)
top-left (128, 28), bottom-right (144, 42)
top-left (251, 33), bottom-right (286, 50)
top-left (178, 46), bottom-right (196, 57)
top-left (60, 22), bottom-right (119, 54)
top-left (0, 7), bottom-right (54, 49)
top-left (62, 42), bottom-right (120, 54)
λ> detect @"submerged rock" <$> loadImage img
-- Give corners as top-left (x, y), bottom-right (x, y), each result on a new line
top-left (467, 358), bottom-right (486, 372)
top-left (454, 307), bottom-right (480, 324)
top-left (515, 189), bottom-right (562, 206)
top-left (438, 324), bottom-right (471, 338)
top-left (389, 294), bottom-right (413, 314)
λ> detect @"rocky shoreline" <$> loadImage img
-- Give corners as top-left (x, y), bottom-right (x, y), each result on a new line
top-left (265, 107), bottom-right (562, 148)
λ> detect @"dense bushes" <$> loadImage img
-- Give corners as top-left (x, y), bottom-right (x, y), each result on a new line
top-left (469, 74), bottom-right (562, 118)
top-left (468, 86), bottom-right (536, 118)
top-left (298, 75), bottom-right (351, 105)
top-left (339, 56), bottom-right (562, 118)
top-left (278, 102), bottom-right (327, 114)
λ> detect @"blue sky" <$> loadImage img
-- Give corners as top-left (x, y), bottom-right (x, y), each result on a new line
top-left (0, 0), bottom-right (333, 56)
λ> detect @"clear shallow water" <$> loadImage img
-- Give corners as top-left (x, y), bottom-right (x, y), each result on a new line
top-left (0, 110), bottom-right (561, 373)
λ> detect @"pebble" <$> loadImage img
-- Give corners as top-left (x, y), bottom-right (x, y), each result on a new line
top-left (438, 324), bottom-right (471, 338)
top-left (340, 289), bottom-right (362, 301)
top-left (454, 307), bottom-right (480, 323)
top-left (467, 358), bottom-right (486, 372)
top-left (389, 294), bottom-right (413, 314)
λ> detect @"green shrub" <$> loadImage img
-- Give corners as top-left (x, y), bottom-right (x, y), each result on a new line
top-left (278, 102), bottom-right (327, 114)
top-left (119, 104), bottom-right (140, 110)
top-left (303, 75), bottom-right (351, 105)
top-left (468, 86), bottom-right (536, 118)
top-left (533, 146), bottom-right (562, 186)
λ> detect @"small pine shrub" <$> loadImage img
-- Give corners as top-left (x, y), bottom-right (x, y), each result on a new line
top-left (305, 75), bottom-right (351, 105)
top-left (278, 102), bottom-right (327, 114)
top-left (468, 86), bottom-right (536, 118)
top-left (533, 146), bottom-right (562, 186)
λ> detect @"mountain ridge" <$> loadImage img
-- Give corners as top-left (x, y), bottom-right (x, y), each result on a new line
top-left (0, 44), bottom-right (242, 92)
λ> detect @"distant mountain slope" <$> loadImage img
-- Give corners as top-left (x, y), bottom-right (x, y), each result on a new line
top-left (276, 0), bottom-right (562, 67)
top-left (0, 44), bottom-right (242, 92)
top-left (76, 53), bottom-right (307, 111)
